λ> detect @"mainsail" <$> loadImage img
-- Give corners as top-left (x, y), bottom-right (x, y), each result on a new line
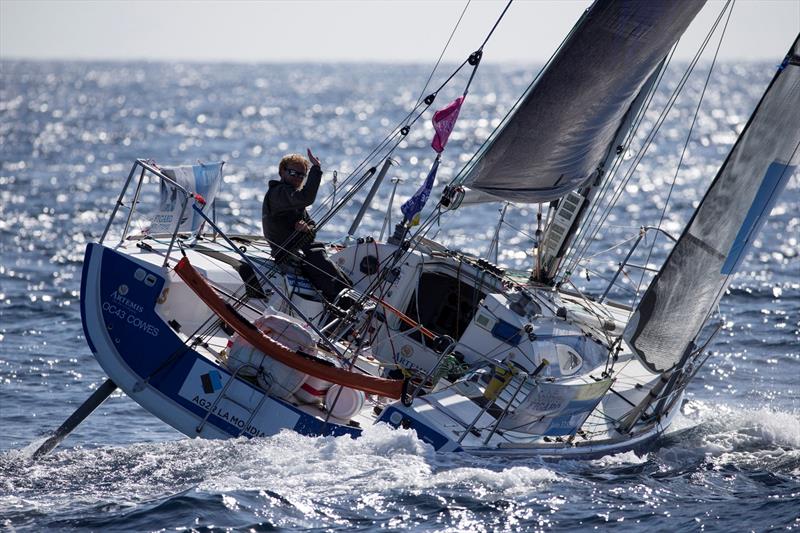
top-left (460, 0), bottom-right (704, 203)
top-left (624, 36), bottom-right (800, 373)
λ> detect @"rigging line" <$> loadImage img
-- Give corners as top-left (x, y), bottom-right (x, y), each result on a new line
top-left (357, 207), bottom-right (442, 299)
top-left (579, 233), bottom-right (640, 262)
top-left (631, 0), bottom-right (736, 306)
top-left (306, 86), bottom-right (437, 224)
top-left (136, 276), bottom-right (256, 384)
top-left (563, 279), bottom-right (614, 341)
top-left (321, 244), bottom-right (415, 341)
top-left (562, 2), bottom-right (732, 279)
top-left (326, 231), bottom-right (414, 321)
top-left (308, 123), bottom-right (406, 221)
top-left (562, 49), bottom-right (676, 276)
top-left (309, 51), bottom-right (464, 231)
top-left (580, 266), bottom-right (639, 296)
top-left (563, 20), bottom-right (714, 276)
top-left (479, 0), bottom-right (513, 51)
top-left (425, 0), bottom-right (511, 102)
top-left (414, 0), bottom-right (472, 109)
top-left (576, 1), bottom-right (731, 263)
top-left (500, 218), bottom-right (539, 243)
top-left (589, 223), bottom-right (649, 230)
top-left (448, 3), bottom-right (584, 190)
top-left (315, 141), bottom-right (401, 228)
top-left (429, 58), bottom-right (471, 98)
top-left (311, 51), bottom-right (471, 211)
top-left (307, 57), bottom-right (474, 225)
top-left (229, 232), bottom-right (354, 300)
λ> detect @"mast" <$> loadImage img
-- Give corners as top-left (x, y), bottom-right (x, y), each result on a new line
top-left (533, 59), bottom-right (666, 282)
top-left (453, 0), bottom-right (704, 278)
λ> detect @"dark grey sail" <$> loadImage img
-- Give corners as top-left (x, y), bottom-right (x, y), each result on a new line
top-left (461, 0), bottom-right (704, 203)
top-left (624, 36), bottom-right (800, 373)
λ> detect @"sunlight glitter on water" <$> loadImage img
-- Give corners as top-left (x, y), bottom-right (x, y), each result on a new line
top-left (1, 58), bottom-right (798, 531)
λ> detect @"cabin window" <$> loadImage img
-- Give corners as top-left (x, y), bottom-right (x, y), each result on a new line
top-left (402, 271), bottom-right (485, 344)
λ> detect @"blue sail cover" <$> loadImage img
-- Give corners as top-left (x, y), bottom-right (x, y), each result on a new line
top-left (624, 37), bottom-right (800, 373)
top-left (461, 0), bottom-right (704, 203)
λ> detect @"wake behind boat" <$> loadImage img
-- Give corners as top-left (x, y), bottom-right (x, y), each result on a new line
top-left (38, 0), bottom-right (799, 460)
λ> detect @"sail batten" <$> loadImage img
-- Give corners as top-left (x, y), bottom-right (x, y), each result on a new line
top-left (460, 0), bottom-right (704, 204)
top-left (624, 37), bottom-right (800, 373)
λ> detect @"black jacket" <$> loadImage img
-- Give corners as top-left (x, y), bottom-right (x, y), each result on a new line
top-left (262, 164), bottom-right (322, 261)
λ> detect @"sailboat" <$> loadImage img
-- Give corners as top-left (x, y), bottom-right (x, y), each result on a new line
top-left (35, 0), bottom-right (799, 459)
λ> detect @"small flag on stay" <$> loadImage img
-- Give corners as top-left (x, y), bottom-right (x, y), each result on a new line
top-left (401, 156), bottom-right (440, 223)
top-left (431, 96), bottom-right (464, 153)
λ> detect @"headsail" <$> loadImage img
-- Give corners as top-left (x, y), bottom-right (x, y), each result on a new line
top-left (624, 37), bottom-right (800, 373)
top-left (460, 0), bottom-right (704, 203)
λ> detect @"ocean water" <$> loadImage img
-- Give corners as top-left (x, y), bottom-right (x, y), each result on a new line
top-left (0, 59), bottom-right (798, 531)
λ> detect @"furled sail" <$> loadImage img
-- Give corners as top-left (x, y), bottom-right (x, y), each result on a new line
top-left (624, 37), bottom-right (800, 373)
top-left (460, 0), bottom-right (704, 203)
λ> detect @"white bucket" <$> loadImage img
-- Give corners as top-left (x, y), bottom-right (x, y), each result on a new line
top-left (295, 375), bottom-right (334, 404)
top-left (325, 385), bottom-right (365, 420)
top-left (226, 312), bottom-right (318, 400)
top-left (228, 342), bottom-right (307, 399)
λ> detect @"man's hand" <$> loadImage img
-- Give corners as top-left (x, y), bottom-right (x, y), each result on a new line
top-left (307, 148), bottom-right (321, 168)
top-left (295, 220), bottom-right (313, 233)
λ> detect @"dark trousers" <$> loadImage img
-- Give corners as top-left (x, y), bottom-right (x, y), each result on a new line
top-left (300, 243), bottom-right (352, 303)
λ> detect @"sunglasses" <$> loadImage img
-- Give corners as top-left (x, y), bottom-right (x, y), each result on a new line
top-left (286, 168), bottom-right (307, 178)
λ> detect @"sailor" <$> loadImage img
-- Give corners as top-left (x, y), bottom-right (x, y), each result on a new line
top-left (262, 149), bottom-right (352, 303)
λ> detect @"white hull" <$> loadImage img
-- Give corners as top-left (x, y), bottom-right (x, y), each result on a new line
top-left (80, 232), bottom-right (685, 459)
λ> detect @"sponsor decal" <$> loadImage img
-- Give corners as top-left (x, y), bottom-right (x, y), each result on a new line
top-left (394, 344), bottom-right (425, 372)
top-left (178, 359), bottom-right (300, 438)
top-left (108, 287), bottom-right (144, 314)
top-left (101, 285), bottom-right (160, 336)
top-left (201, 370), bottom-right (223, 394)
top-left (188, 394), bottom-right (267, 437)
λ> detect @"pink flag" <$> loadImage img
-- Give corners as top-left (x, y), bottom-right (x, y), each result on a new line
top-left (431, 96), bottom-right (464, 153)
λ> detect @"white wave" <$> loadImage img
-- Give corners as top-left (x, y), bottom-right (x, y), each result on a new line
top-left (746, 408), bottom-right (800, 448)
top-left (198, 424), bottom-right (561, 500)
top-left (591, 450), bottom-right (649, 467)
top-left (0, 422), bottom-right (565, 522)
top-left (4, 401), bottom-right (795, 521)
top-left (687, 401), bottom-right (800, 450)
top-left (651, 400), bottom-right (800, 471)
